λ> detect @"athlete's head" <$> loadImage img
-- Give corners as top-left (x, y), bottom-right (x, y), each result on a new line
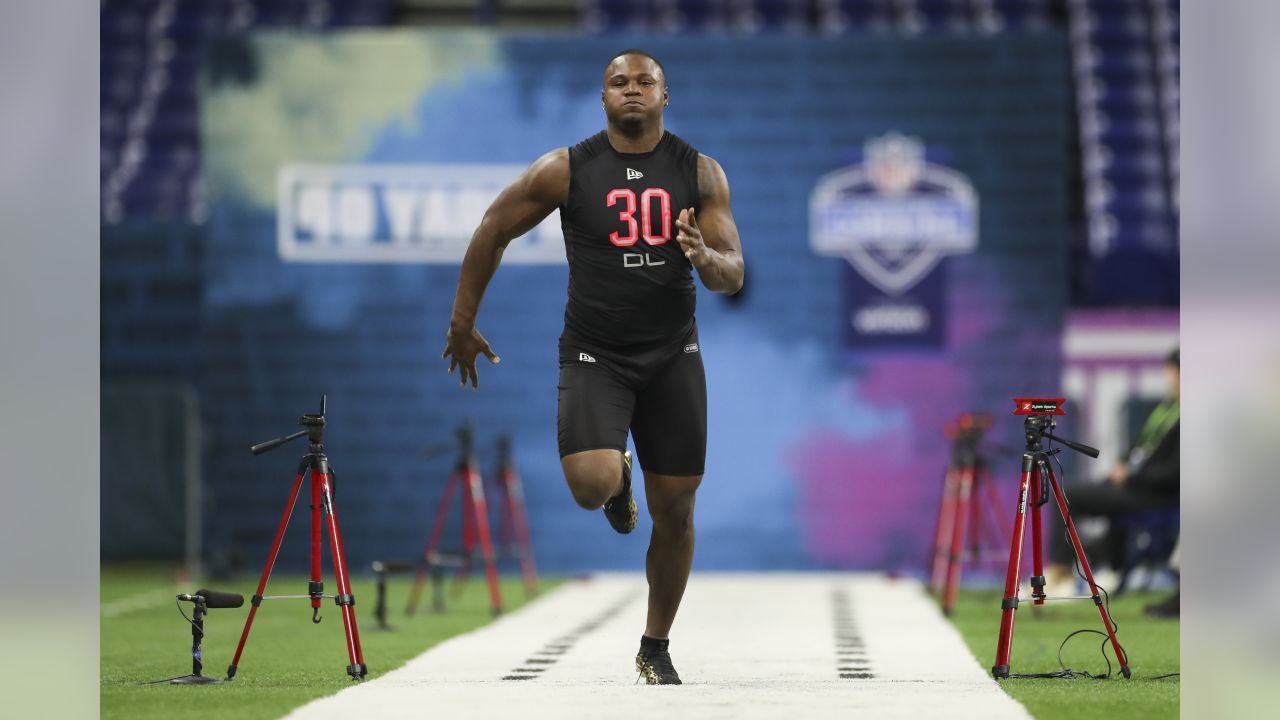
top-left (601, 49), bottom-right (668, 129)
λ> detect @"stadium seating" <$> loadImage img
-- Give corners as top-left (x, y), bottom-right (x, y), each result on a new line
top-left (1067, 0), bottom-right (1178, 303)
top-left (100, 1), bottom-right (391, 224)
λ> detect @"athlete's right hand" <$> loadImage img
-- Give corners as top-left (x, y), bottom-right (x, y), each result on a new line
top-left (442, 326), bottom-right (501, 390)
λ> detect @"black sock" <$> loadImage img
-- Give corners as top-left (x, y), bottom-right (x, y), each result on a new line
top-left (640, 635), bottom-right (669, 652)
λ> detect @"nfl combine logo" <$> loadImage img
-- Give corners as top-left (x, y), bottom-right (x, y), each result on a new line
top-left (808, 132), bottom-right (978, 296)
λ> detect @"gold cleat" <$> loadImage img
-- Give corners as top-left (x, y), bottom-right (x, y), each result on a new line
top-left (635, 648), bottom-right (682, 685)
top-left (603, 450), bottom-right (637, 534)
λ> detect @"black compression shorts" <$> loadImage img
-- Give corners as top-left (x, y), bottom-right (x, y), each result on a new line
top-left (556, 323), bottom-right (706, 476)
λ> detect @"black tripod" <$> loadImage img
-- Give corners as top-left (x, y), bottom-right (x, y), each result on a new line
top-left (226, 395), bottom-right (367, 681)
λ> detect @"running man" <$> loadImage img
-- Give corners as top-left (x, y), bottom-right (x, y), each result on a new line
top-left (441, 49), bottom-right (745, 685)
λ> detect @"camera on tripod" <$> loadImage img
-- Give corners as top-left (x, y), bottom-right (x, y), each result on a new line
top-left (992, 395), bottom-right (1128, 680)
top-left (1011, 397), bottom-right (1098, 460)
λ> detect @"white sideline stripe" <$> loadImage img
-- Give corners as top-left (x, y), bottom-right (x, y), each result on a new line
top-left (102, 589), bottom-right (169, 618)
top-left (282, 573), bottom-right (1030, 720)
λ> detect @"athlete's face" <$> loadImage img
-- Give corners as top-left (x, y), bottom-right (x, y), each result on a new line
top-left (601, 55), bottom-right (667, 128)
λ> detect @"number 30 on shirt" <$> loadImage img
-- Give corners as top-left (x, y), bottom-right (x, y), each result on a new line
top-left (606, 188), bottom-right (671, 247)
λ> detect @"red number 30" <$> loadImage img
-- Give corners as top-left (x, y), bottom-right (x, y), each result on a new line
top-left (607, 188), bottom-right (671, 247)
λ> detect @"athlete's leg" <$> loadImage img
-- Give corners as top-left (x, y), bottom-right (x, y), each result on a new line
top-left (630, 329), bottom-right (707, 639)
top-left (561, 449), bottom-right (626, 510)
top-left (556, 356), bottom-right (635, 511)
top-left (642, 471), bottom-right (702, 638)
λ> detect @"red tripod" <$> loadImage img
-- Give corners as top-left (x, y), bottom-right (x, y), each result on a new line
top-left (992, 398), bottom-right (1130, 679)
top-left (405, 424), bottom-right (503, 616)
top-left (226, 396), bottom-right (367, 681)
top-left (928, 413), bottom-right (1010, 615)
top-left (493, 435), bottom-right (538, 597)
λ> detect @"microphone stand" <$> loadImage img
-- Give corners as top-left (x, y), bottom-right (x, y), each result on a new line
top-left (145, 595), bottom-right (221, 685)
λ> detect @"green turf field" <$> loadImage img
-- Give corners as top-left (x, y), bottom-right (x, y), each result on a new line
top-left (101, 566), bottom-right (557, 720)
top-left (946, 588), bottom-right (1180, 719)
top-left (104, 567), bottom-right (1178, 719)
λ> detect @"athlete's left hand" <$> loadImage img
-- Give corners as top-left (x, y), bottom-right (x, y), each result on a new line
top-left (675, 208), bottom-right (710, 266)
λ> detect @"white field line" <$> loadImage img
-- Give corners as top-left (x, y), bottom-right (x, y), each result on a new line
top-left (281, 573), bottom-right (1029, 720)
top-left (102, 588), bottom-right (172, 618)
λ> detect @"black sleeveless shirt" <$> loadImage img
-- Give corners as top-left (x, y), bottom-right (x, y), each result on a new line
top-left (560, 130), bottom-right (701, 348)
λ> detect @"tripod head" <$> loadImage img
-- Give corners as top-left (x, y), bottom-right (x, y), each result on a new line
top-left (497, 434), bottom-right (513, 469)
top-left (956, 413), bottom-right (992, 448)
top-left (1012, 397), bottom-right (1099, 459)
top-left (421, 419), bottom-right (479, 468)
top-left (945, 413), bottom-right (993, 466)
top-left (250, 395), bottom-right (327, 455)
top-left (456, 422), bottom-right (474, 456)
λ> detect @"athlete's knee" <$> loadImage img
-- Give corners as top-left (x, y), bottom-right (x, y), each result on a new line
top-left (651, 497), bottom-right (695, 537)
top-left (561, 451), bottom-right (623, 510)
top-left (655, 511), bottom-right (694, 537)
top-left (567, 478), bottom-right (613, 510)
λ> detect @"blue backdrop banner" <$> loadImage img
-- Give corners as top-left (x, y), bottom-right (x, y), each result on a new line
top-left (200, 31), bottom-right (1069, 573)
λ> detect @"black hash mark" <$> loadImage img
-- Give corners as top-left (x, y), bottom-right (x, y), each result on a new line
top-left (501, 592), bottom-right (636, 681)
top-left (831, 588), bottom-right (874, 681)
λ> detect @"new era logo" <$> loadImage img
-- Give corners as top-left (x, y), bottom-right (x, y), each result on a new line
top-left (683, 343), bottom-right (699, 354)
top-left (579, 352), bottom-right (596, 363)
top-left (626, 168), bottom-right (644, 180)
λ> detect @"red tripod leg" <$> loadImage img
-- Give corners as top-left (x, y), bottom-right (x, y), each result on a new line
top-left (495, 470), bottom-right (515, 549)
top-left (929, 466), bottom-right (958, 595)
top-left (1029, 464), bottom-right (1046, 604)
top-left (453, 469), bottom-right (476, 592)
top-left (407, 471), bottom-right (459, 614)
top-left (993, 458), bottom-right (1035, 679)
top-left (1045, 465), bottom-right (1131, 678)
top-left (309, 466), bottom-right (324, 620)
top-left (505, 467), bottom-right (539, 596)
top-left (968, 472), bottom-right (983, 564)
top-left (466, 465), bottom-right (504, 615)
top-left (981, 467), bottom-right (1013, 544)
top-left (942, 463), bottom-right (975, 615)
top-left (318, 467), bottom-right (367, 679)
top-left (973, 467), bottom-right (1010, 566)
top-left (227, 461), bottom-right (308, 680)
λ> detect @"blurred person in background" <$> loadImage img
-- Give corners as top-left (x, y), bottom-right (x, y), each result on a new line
top-left (442, 50), bottom-right (745, 685)
top-left (1145, 538), bottom-right (1180, 618)
top-left (1046, 348), bottom-right (1180, 594)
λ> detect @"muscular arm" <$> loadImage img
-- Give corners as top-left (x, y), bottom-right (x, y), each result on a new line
top-left (443, 148), bottom-right (567, 389)
top-left (677, 154), bottom-right (744, 294)
top-left (449, 148), bottom-right (568, 332)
